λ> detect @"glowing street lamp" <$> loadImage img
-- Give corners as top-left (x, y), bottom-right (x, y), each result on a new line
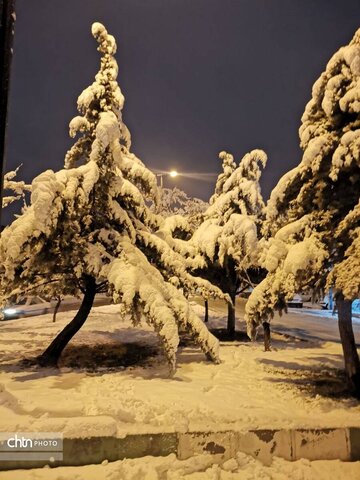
top-left (157, 170), bottom-right (178, 188)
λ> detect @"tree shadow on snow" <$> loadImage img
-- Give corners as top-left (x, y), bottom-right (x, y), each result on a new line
top-left (59, 342), bottom-right (160, 371)
top-left (1, 342), bottom-right (162, 381)
top-left (179, 328), bottom-right (251, 346)
top-left (259, 356), bottom-right (358, 400)
top-left (209, 328), bottom-right (251, 343)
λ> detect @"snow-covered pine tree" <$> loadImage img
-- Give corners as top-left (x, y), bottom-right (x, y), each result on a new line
top-left (246, 29), bottom-right (360, 395)
top-left (209, 150), bottom-right (237, 204)
top-left (190, 150), bottom-right (267, 336)
top-left (156, 187), bottom-right (208, 228)
top-left (0, 23), bottom-right (225, 372)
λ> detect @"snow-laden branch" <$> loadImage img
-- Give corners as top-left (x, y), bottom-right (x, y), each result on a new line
top-left (2, 165), bottom-right (31, 209)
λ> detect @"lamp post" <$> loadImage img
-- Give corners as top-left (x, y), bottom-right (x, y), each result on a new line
top-left (155, 170), bottom-right (178, 214)
top-left (156, 170), bottom-right (178, 188)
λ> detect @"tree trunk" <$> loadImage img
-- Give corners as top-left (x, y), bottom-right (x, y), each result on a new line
top-left (204, 299), bottom-right (209, 323)
top-left (52, 297), bottom-right (61, 323)
top-left (263, 321), bottom-right (271, 351)
top-left (337, 294), bottom-right (360, 397)
top-left (227, 292), bottom-right (236, 338)
top-left (38, 276), bottom-right (96, 366)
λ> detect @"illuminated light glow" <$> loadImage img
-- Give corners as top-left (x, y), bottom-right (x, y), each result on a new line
top-left (169, 170), bottom-right (178, 178)
top-left (3, 308), bottom-right (17, 315)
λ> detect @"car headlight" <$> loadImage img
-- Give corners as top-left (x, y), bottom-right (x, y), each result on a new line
top-left (3, 308), bottom-right (18, 315)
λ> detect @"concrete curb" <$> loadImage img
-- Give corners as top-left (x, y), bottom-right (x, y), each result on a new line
top-left (1, 428), bottom-right (359, 470)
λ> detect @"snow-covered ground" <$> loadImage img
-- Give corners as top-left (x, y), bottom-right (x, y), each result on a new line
top-left (1, 451), bottom-right (359, 480)
top-left (1, 298), bottom-right (360, 478)
top-left (0, 298), bottom-right (359, 439)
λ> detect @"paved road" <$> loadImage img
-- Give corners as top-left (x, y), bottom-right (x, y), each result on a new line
top-left (3, 294), bottom-right (360, 346)
top-left (194, 297), bottom-right (360, 345)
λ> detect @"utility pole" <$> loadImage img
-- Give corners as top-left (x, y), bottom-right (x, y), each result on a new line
top-left (0, 0), bottom-right (16, 229)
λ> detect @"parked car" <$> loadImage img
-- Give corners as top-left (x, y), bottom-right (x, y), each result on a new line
top-left (299, 291), bottom-right (312, 302)
top-left (286, 294), bottom-right (303, 308)
top-left (0, 294), bottom-right (112, 321)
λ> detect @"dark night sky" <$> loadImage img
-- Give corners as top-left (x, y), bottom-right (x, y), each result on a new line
top-left (4, 0), bottom-right (360, 222)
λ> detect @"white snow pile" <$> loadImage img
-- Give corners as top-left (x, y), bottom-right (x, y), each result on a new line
top-left (1, 452), bottom-right (360, 480)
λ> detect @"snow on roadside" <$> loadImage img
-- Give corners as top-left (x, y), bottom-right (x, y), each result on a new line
top-left (1, 452), bottom-right (359, 480)
top-left (0, 300), bottom-right (359, 440)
